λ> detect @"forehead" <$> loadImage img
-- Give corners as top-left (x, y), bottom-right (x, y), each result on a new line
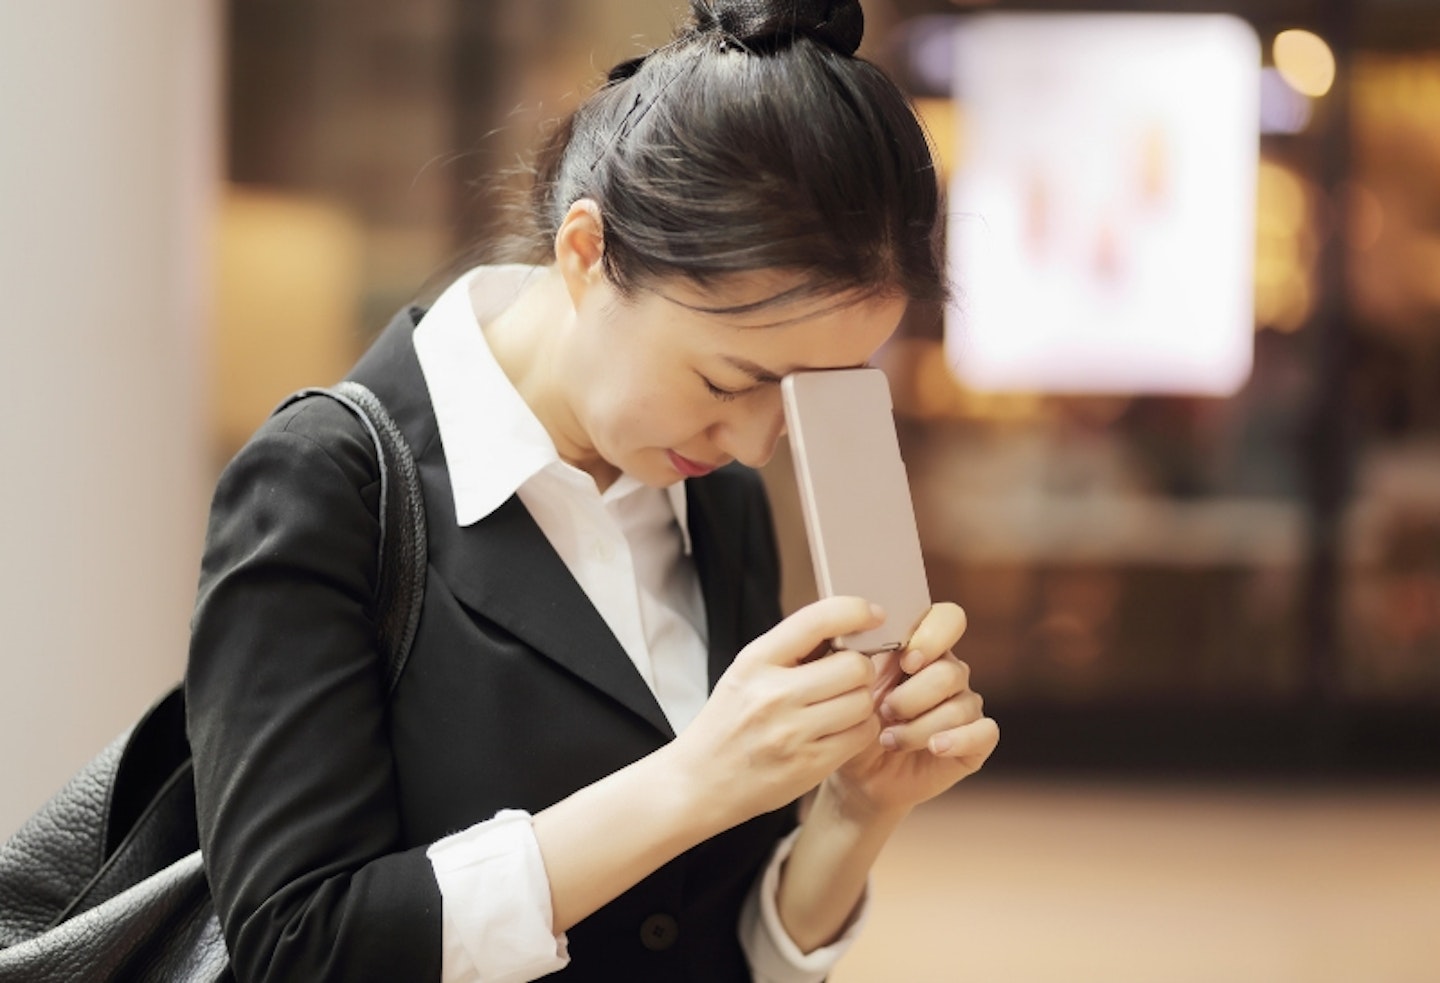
top-left (647, 273), bottom-right (908, 370)
top-left (654, 269), bottom-right (875, 320)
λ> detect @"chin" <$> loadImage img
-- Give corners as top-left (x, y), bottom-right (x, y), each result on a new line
top-left (645, 466), bottom-right (687, 489)
top-left (613, 452), bottom-right (679, 489)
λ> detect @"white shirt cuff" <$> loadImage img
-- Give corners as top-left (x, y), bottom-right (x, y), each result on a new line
top-left (739, 827), bottom-right (869, 983)
top-left (427, 809), bottom-right (570, 983)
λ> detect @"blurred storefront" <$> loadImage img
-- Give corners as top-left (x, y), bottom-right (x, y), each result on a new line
top-left (218, 0), bottom-right (1440, 777)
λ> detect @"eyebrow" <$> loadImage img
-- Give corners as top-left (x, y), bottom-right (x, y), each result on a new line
top-left (722, 356), bottom-right (786, 385)
top-left (721, 355), bottom-right (870, 385)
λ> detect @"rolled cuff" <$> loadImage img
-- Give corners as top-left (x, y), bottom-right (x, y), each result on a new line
top-left (739, 827), bottom-right (869, 983)
top-left (427, 809), bottom-right (570, 983)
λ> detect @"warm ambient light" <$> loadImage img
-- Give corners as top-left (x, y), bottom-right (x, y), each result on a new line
top-left (1253, 160), bottom-right (1316, 333)
top-left (1274, 29), bottom-right (1336, 97)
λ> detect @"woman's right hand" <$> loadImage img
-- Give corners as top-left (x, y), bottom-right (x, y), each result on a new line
top-left (531, 597), bottom-right (882, 932)
top-left (666, 596), bottom-right (886, 830)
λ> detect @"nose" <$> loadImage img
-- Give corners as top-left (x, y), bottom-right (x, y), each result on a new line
top-left (713, 395), bottom-right (786, 469)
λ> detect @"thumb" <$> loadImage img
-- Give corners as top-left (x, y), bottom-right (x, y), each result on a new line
top-left (745, 596), bottom-right (885, 668)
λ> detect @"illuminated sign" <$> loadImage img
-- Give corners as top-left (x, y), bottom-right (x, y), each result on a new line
top-left (946, 14), bottom-right (1261, 395)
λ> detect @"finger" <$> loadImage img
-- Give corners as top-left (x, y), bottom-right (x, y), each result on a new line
top-left (927, 716), bottom-right (1000, 763)
top-left (790, 649), bottom-right (877, 705)
top-left (899, 603), bottom-right (967, 675)
top-left (746, 596), bottom-right (885, 668)
top-left (879, 690), bottom-right (984, 752)
top-left (814, 709), bottom-right (883, 761)
top-left (880, 656), bottom-right (972, 723)
top-left (799, 686), bottom-right (882, 741)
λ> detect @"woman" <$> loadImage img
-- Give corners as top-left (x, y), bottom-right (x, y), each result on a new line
top-left (186, 1), bottom-right (999, 980)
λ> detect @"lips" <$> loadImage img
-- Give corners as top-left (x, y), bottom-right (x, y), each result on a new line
top-left (667, 450), bottom-right (719, 478)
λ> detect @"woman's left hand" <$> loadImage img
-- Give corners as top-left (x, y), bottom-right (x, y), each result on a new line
top-left (826, 602), bottom-right (999, 821)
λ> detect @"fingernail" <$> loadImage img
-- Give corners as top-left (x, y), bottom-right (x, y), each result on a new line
top-left (879, 702), bottom-right (897, 722)
top-left (879, 730), bottom-right (898, 750)
top-left (868, 603), bottom-right (886, 622)
top-left (901, 649), bottom-right (921, 674)
top-left (930, 734), bottom-right (952, 754)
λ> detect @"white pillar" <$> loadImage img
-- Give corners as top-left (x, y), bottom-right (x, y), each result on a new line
top-left (0, 1), bottom-right (219, 838)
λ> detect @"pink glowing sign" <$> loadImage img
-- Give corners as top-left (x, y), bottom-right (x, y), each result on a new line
top-left (946, 14), bottom-right (1261, 395)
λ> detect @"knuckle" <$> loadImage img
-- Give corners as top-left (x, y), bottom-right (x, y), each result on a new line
top-left (929, 658), bottom-right (958, 687)
top-left (769, 721), bottom-right (801, 754)
top-left (951, 658), bottom-right (972, 689)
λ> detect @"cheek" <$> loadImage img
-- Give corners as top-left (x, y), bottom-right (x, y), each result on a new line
top-left (580, 338), bottom-right (717, 450)
top-left (631, 388), bottom-right (710, 437)
top-left (636, 388), bottom-right (725, 454)
top-left (599, 381), bottom-right (716, 452)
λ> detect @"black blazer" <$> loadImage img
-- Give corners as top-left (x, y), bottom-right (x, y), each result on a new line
top-left (186, 308), bottom-right (792, 983)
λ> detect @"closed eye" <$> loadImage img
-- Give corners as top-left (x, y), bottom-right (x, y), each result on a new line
top-left (701, 375), bottom-right (747, 402)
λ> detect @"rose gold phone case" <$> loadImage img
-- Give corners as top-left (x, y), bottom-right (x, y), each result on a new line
top-left (781, 368), bottom-right (932, 653)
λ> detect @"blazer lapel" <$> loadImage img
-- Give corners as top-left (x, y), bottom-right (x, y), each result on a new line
top-left (431, 491), bottom-right (676, 740)
top-left (350, 308), bottom-right (675, 740)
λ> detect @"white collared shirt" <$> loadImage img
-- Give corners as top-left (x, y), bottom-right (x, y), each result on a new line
top-left (416, 268), bottom-right (858, 983)
top-left (417, 264), bottom-right (709, 735)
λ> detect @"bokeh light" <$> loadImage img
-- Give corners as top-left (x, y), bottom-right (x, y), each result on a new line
top-left (1274, 29), bottom-right (1337, 97)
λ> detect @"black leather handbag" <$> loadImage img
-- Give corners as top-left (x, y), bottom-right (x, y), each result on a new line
top-left (0, 381), bottom-right (427, 982)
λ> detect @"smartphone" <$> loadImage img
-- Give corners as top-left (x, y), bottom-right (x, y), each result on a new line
top-left (781, 367), bottom-right (931, 654)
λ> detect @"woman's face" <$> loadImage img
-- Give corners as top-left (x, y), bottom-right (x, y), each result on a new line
top-left (558, 272), bottom-right (907, 489)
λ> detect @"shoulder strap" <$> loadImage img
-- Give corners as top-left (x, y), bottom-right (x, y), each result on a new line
top-left (278, 381), bottom-right (428, 696)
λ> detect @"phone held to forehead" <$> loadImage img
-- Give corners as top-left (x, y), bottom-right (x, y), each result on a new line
top-left (781, 367), bottom-right (932, 655)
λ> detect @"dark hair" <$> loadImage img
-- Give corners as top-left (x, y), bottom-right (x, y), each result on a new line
top-left (521, 0), bottom-right (946, 312)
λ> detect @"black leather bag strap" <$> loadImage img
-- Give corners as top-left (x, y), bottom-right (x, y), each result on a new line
top-left (278, 381), bottom-right (428, 695)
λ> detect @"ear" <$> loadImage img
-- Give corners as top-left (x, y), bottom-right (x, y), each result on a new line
top-left (554, 199), bottom-right (606, 308)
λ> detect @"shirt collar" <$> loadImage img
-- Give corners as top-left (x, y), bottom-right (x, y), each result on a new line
top-left (411, 266), bottom-right (691, 553)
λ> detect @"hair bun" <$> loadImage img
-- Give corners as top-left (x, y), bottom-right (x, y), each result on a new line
top-left (691, 0), bottom-right (865, 57)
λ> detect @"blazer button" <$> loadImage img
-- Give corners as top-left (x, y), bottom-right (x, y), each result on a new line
top-left (639, 913), bottom-right (680, 951)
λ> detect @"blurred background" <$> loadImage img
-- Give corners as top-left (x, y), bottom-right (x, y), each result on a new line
top-left (2, 0), bottom-right (1437, 979)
